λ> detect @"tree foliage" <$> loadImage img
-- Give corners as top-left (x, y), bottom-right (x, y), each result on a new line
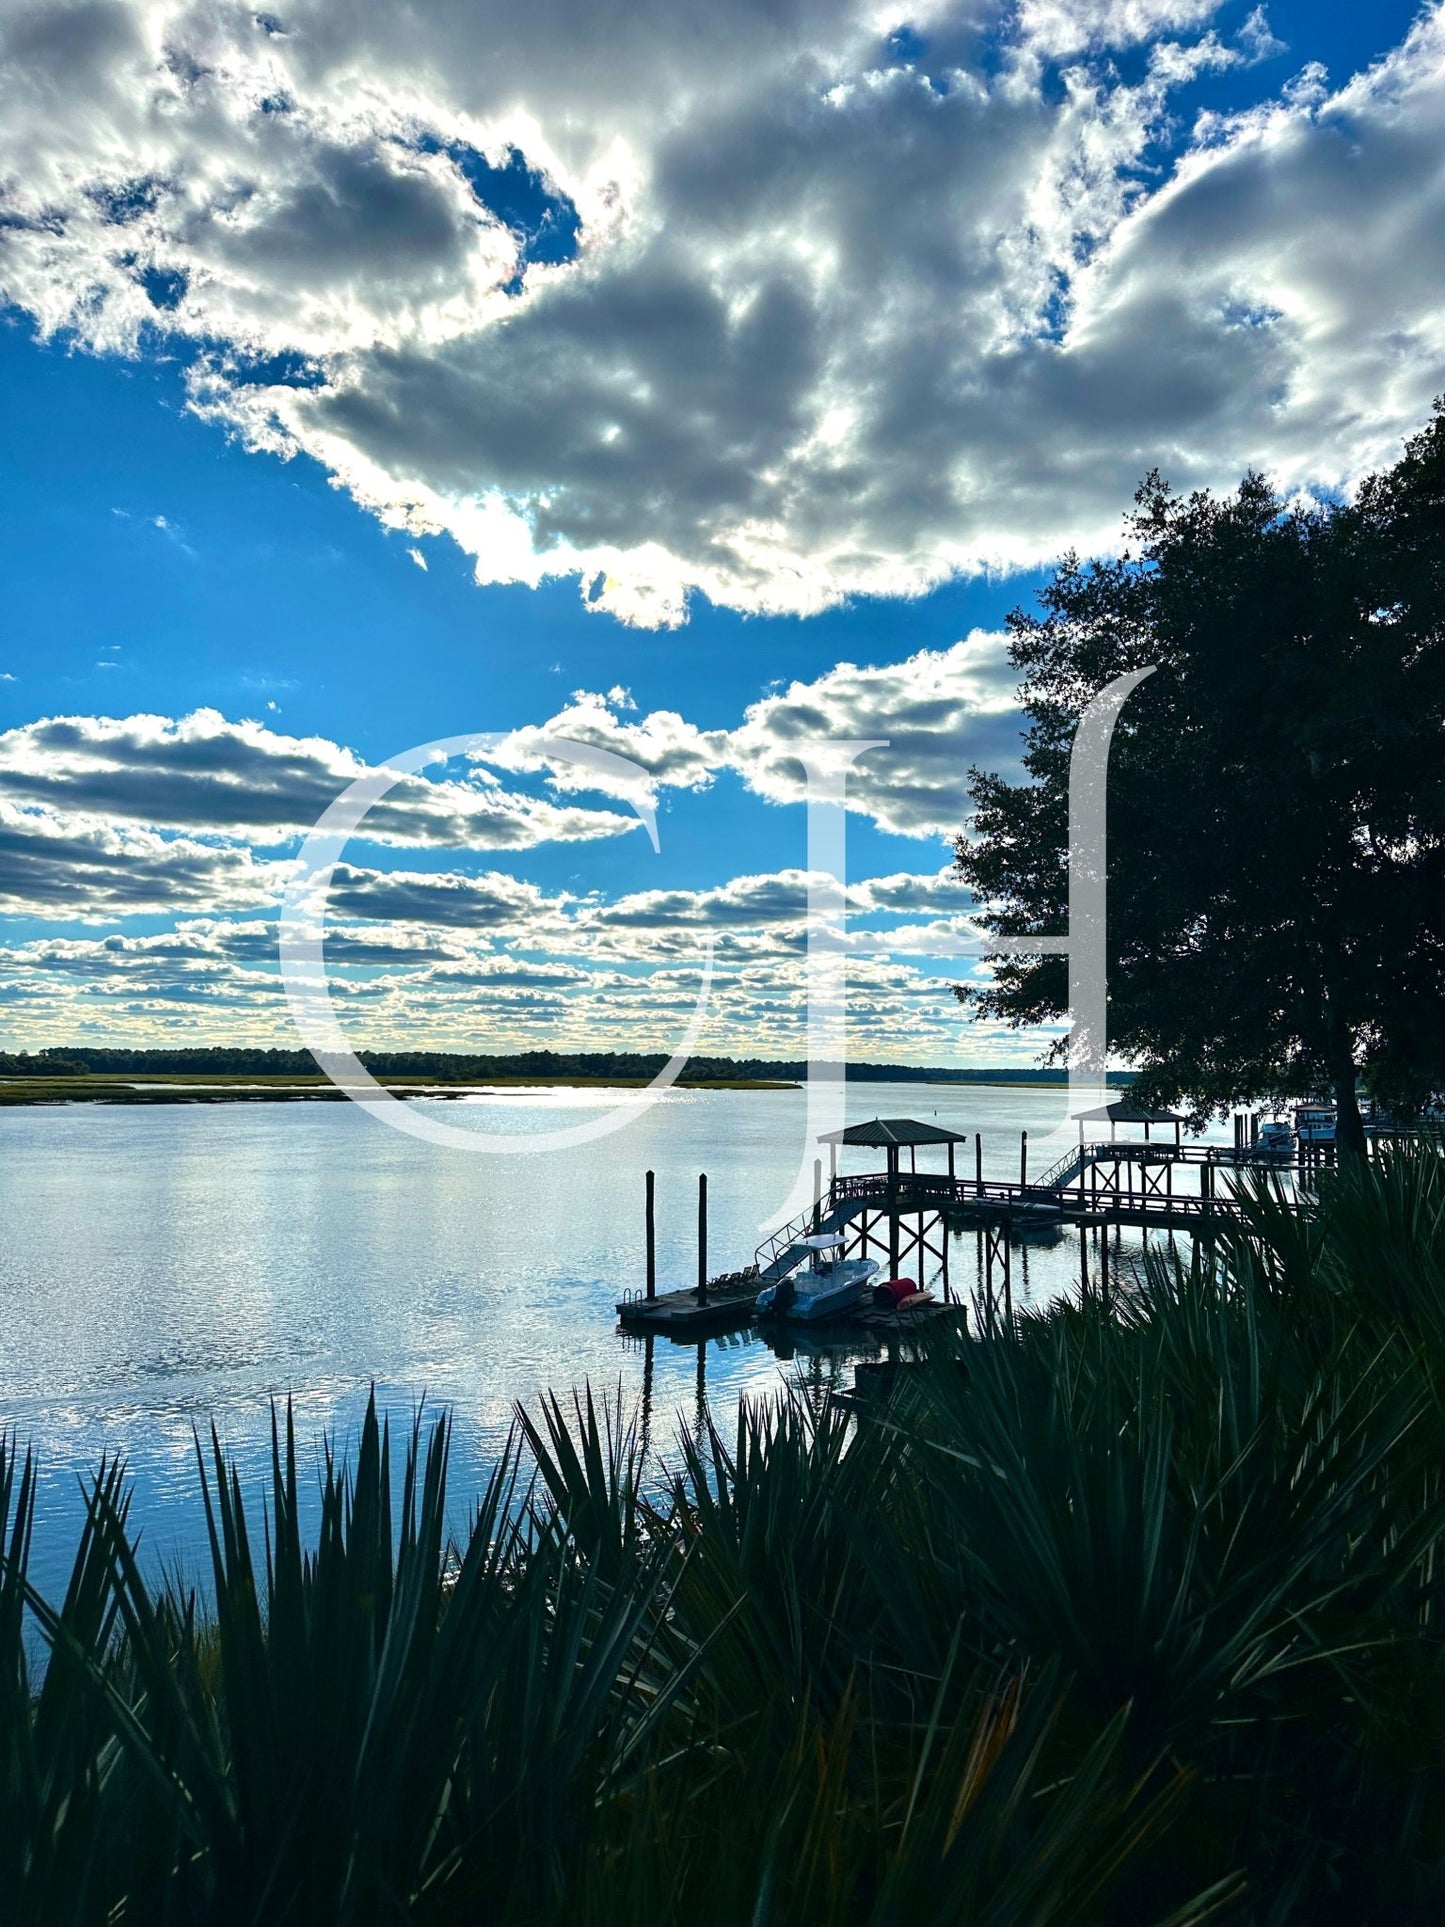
top-left (955, 403), bottom-right (1445, 1146)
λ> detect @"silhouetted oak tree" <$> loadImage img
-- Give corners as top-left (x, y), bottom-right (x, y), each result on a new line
top-left (955, 404), bottom-right (1445, 1154)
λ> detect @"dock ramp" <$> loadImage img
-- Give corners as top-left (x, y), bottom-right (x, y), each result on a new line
top-left (755, 1197), bottom-right (868, 1282)
top-left (1033, 1147), bottom-right (1088, 1192)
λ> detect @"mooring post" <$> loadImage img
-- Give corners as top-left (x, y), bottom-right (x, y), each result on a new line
top-left (975, 1133), bottom-right (983, 1188)
top-left (645, 1168), bottom-right (657, 1300)
top-left (1020, 1130), bottom-right (1028, 1187)
top-left (812, 1156), bottom-right (822, 1232)
top-left (697, 1173), bottom-right (708, 1306)
top-left (640, 1333), bottom-right (656, 1456)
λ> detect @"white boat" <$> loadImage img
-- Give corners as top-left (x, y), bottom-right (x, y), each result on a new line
top-left (1294, 1105), bottom-right (1337, 1146)
top-left (755, 1233), bottom-right (879, 1323)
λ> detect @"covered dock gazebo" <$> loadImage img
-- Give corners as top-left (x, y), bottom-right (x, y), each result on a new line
top-left (815, 1118), bottom-right (971, 1287)
top-left (816, 1116), bottom-right (973, 1183)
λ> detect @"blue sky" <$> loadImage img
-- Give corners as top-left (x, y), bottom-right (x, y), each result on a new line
top-left (0, 0), bottom-right (1438, 1061)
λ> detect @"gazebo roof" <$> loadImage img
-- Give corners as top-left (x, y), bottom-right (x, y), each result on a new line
top-left (817, 1117), bottom-right (970, 1147)
top-left (1076, 1100), bottom-right (1185, 1125)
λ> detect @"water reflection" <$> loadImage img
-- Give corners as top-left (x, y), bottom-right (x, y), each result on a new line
top-left (0, 1084), bottom-right (1229, 1597)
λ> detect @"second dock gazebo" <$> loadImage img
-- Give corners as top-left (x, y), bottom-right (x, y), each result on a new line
top-left (1076, 1100), bottom-right (1184, 1147)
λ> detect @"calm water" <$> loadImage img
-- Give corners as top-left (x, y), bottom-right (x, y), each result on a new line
top-left (0, 1082), bottom-right (1224, 1597)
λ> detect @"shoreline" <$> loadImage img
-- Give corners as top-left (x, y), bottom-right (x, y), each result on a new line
top-left (0, 1072), bottom-right (1113, 1107)
top-left (0, 1074), bottom-right (801, 1105)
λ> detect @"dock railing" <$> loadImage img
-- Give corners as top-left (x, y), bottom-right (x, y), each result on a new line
top-left (828, 1167), bottom-right (1269, 1230)
top-left (754, 1202), bottom-right (824, 1275)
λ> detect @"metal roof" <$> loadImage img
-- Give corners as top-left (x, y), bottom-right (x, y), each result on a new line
top-left (1076, 1100), bottom-right (1185, 1125)
top-left (817, 1117), bottom-right (971, 1147)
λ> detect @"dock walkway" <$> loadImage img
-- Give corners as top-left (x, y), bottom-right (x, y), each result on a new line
top-left (829, 1164), bottom-right (1272, 1236)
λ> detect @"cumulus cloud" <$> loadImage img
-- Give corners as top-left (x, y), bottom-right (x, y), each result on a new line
top-left (0, 801), bottom-right (293, 918)
top-left (490, 633), bottom-right (1022, 835)
top-left (0, 646), bottom-right (1011, 938)
top-left (0, 709), bottom-right (638, 848)
top-left (322, 863), bottom-right (562, 931)
top-left (490, 690), bottom-right (726, 803)
top-left (730, 634), bottom-right (1021, 835)
top-left (0, 855), bottom-right (1008, 1057)
top-left (2, 1), bottom-right (1442, 624)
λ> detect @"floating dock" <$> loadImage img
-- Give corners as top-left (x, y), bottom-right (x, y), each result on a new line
top-left (616, 1281), bottom-right (758, 1336)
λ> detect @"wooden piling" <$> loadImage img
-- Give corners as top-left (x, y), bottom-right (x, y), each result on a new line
top-left (697, 1173), bottom-right (708, 1306)
top-left (1020, 1130), bottom-right (1028, 1186)
top-left (645, 1169), bottom-right (657, 1300)
top-left (975, 1133), bottom-right (983, 1187)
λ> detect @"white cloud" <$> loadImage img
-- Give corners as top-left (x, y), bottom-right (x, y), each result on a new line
top-left (1014, 0), bottom-right (1216, 61)
top-left (1237, 7), bottom-right (1285, 64)
top-left (0, 857), bottom-right (1010, 1057)
top-left (0, 800), bottom-right (294, 919)
top-left (322, 863), bottom-right (564, 930)
top-left (1, 2), bottom-right (1442, 624)
top-left (493, 632), bottom-right (1023, 835)
top-left (729, 633), bottom-right (1021, 835)
top-left (491, 689), bottom-right (728, 804)
top-left (0, 709), bottom-right (638, 850)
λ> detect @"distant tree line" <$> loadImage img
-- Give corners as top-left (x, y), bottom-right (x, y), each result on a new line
top-left (0, 1046), bottom-right (1131, 1085)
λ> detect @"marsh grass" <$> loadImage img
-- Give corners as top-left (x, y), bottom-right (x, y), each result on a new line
top-left (4, 1152), bottom-right (1445, 1922)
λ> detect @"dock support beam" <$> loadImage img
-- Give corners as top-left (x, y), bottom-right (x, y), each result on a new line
top-left (645, 1169), bottom-right (656, 1300)
top-left (983, 1221), bottom-right (1013, 1333)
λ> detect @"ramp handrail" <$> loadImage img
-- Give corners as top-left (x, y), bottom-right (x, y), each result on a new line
top-left (1034, 1146), bottom-right (1089, 1191)
top-left (754, 1202), bottom-right (822, 1273)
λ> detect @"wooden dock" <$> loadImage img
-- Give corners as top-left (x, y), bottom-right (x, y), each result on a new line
top-left (829, 1164), bottom-right (1271, 1238)
top-left (615, 1122), bottom-right (1326, 1352)
top-left (616, 1281), bottom-right (758, 1336)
